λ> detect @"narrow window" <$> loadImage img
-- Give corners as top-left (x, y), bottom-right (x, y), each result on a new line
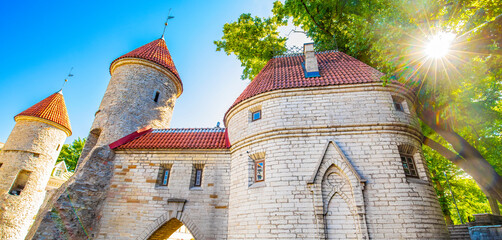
top-left (394, 101), bottom-right (404, 111)
top-left (194, 169), bottom-right (203, 187)
top-left (252, 110), bottom-right (262, 121)
top-left (392, 95), bottom-right (405, 112)
top-left (56, 144), bottom-right (60, 151)
top-left (9, 170), bottom-right (32, 195)
top-left (0, 163), bottom-right (3, 168)
top-left (401, 154), bottom-right (418, 178)
top-left (255, 160), bottom-right (265, 182)
top-left (161, 168), bottom-right (170, 186)
top-left (154, 91), bottom-right (160, 103)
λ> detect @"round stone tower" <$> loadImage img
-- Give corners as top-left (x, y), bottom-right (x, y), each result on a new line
top-left (225, 48), bottom-right (449, 239)
top-left (80, 38), bottom-right (182, 160)
top-left (0, 90), bottom-right (71, 240)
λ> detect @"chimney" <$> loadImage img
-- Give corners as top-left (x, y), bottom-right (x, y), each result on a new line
top-left (303, 43), bottom-right (320, 77)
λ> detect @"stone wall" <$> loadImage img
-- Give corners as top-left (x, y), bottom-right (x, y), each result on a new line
top-left (89, 60), bottom-right (179, 148)
top-left (31, 61), bottom-right (180, 239)
top-left (97, 149), bottom-right (231, 240)
top-left (0, 120), bottom-right (67, 240)
top-left (225, 83), bottom-right (449, 239)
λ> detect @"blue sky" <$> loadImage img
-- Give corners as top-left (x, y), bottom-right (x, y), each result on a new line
top-left (0, 0), bottom-right (306, 144)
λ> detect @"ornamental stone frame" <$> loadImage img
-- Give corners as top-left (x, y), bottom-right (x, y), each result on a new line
top-left (307, 140), bottom-right (369, 240)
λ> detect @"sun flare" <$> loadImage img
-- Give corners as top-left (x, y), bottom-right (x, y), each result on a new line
top-left (425, 32), bottom-right (456, 59)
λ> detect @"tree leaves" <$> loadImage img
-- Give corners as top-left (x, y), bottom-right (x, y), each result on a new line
top-left (56, 137), bottom-right (86, 172)
top-left (214, 13), bottom-right (287, 80)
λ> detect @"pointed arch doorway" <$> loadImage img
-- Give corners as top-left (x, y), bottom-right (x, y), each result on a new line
top-left (148, 218), bottom-right (194, 240)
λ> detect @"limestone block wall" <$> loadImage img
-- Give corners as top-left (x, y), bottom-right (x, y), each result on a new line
top-left (97, 149), bottom-right (231, 240)
top-left (0, 120), bottom-right (67, 240)
top-left (225, 84), bottom-right (449, 239)
top-left (90, 61), bottom-right (179, 147)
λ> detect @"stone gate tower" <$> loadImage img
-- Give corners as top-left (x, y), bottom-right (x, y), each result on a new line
top-left (80, 37), bottom-right (183, 160)
top-left (29, 37), bottom-right (184, 239)
top-left (0, 90), bottom-right (71, 240)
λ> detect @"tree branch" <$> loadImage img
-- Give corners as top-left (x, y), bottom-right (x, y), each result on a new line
top-left (299, 0), bottom-right (333, 37)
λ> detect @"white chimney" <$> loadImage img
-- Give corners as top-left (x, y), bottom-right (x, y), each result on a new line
top-left (303, 43), bottom-right (320, 77)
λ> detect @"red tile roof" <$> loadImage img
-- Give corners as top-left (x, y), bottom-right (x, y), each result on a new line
top-left (111, 38), bottom-right (181, 82)
top-left (15, 91), bottom-right (72, 135)
top-left (116, 128), bottom-right (229, 150)
top-left (227, 51), bottom-right (384, 114)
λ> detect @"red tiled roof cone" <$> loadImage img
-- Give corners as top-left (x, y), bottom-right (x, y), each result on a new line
top-left (15, 90), bottom-right (72, 136)
top-left (110, 38), bottom-right (181, 82)
top-left (226, 51), bottom-right (385, 117)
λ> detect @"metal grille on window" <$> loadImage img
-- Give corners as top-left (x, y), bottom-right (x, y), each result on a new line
top-left (255, 160), bottom-right (265, 182)
top-left (401, 155), bottom-right (418, 177)
top-left (194, 169), bottom-right (203, 187)
top-left (162, 169), bottom-right (170, 186)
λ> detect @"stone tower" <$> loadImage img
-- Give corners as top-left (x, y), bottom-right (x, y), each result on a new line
top-left (79, 37), bottom-right (183, 161)
top-left (0, 90), bottom-right (71, 240)
top-left (29, 37), bottom-right (183, 239)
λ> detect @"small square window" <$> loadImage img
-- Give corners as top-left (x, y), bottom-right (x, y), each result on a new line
top-left (194, 169), bottom-right (203, 187)
top-left (161, 168), bottom-right (170, 186)
top-left (55, 170), bottom-right (62, 177)
top-left (401, 155), bottom-right (418, 178)
top-left (255, 160), bottom-right (265, 182)
top-left (252, 110), bottom-right (261, 121)
top-left (392, 95), bottom-right (406, 112)
top-left (9, 170), bottom-right (32, 195)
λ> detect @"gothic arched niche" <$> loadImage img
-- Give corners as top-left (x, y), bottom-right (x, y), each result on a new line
top-left (322, 165), bottom-right (360, 240)
top-left (307, 140), bottom-right (369, 239)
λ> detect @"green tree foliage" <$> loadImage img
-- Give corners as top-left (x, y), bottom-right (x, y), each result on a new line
top-left (215, 0), bottom-right (502, 217)
top-left (425, 145), bottom-right (494, 224)
top-left (56, 137), bottom-right (85, 172)
top-left (214, 7), bottom-right (288, 80)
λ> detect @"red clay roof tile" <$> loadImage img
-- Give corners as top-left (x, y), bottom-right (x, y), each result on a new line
top-left (226, 51), bottom-right (384, 116)
top-left (117, 128), bottom-right (229, 150)
top-left (111, 38), bottom-right (181, 82)
top-left (15, 91), bottom-right (72, 135)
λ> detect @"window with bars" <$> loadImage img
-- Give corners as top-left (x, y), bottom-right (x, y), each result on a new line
top-left (401, 154), bottom-right (418, 178)
top-left (156, 164), bottom-right (173, 187)
top-left (255, 160), bottom-right (265, 182)
top-left (194, 168), bottom-right (203, 187)
top-left (191, 164), bottom-right (205, 188)
top-left (161, 168), bottom-right (170, 186)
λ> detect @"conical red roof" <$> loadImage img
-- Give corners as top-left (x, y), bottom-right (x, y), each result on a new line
top-left (15, 91), bottom-right (72, 136)
top-left (111, 38), bottom-right (181, 81)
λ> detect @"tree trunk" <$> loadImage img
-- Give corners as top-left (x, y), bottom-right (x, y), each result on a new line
top-left (430, 169), bottom-right (454, 225)
top-left (488, 194), bottom-right (500, 215)
top-left (420, 108), bottom-right (502, 203)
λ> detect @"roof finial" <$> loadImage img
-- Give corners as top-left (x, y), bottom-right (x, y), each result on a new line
top-left (161, 8), bottom-right (175, 39)
top-left (60, 67), bottom-right (74, 93)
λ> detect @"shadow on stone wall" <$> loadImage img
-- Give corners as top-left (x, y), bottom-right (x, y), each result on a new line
top-left (26, 145), bottom-right (115, 240)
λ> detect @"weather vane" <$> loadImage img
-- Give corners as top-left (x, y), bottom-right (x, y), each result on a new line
top-left (61, 67), bottom-right (74, 90)
top-left (161, 8), bottom-right (175, 39)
